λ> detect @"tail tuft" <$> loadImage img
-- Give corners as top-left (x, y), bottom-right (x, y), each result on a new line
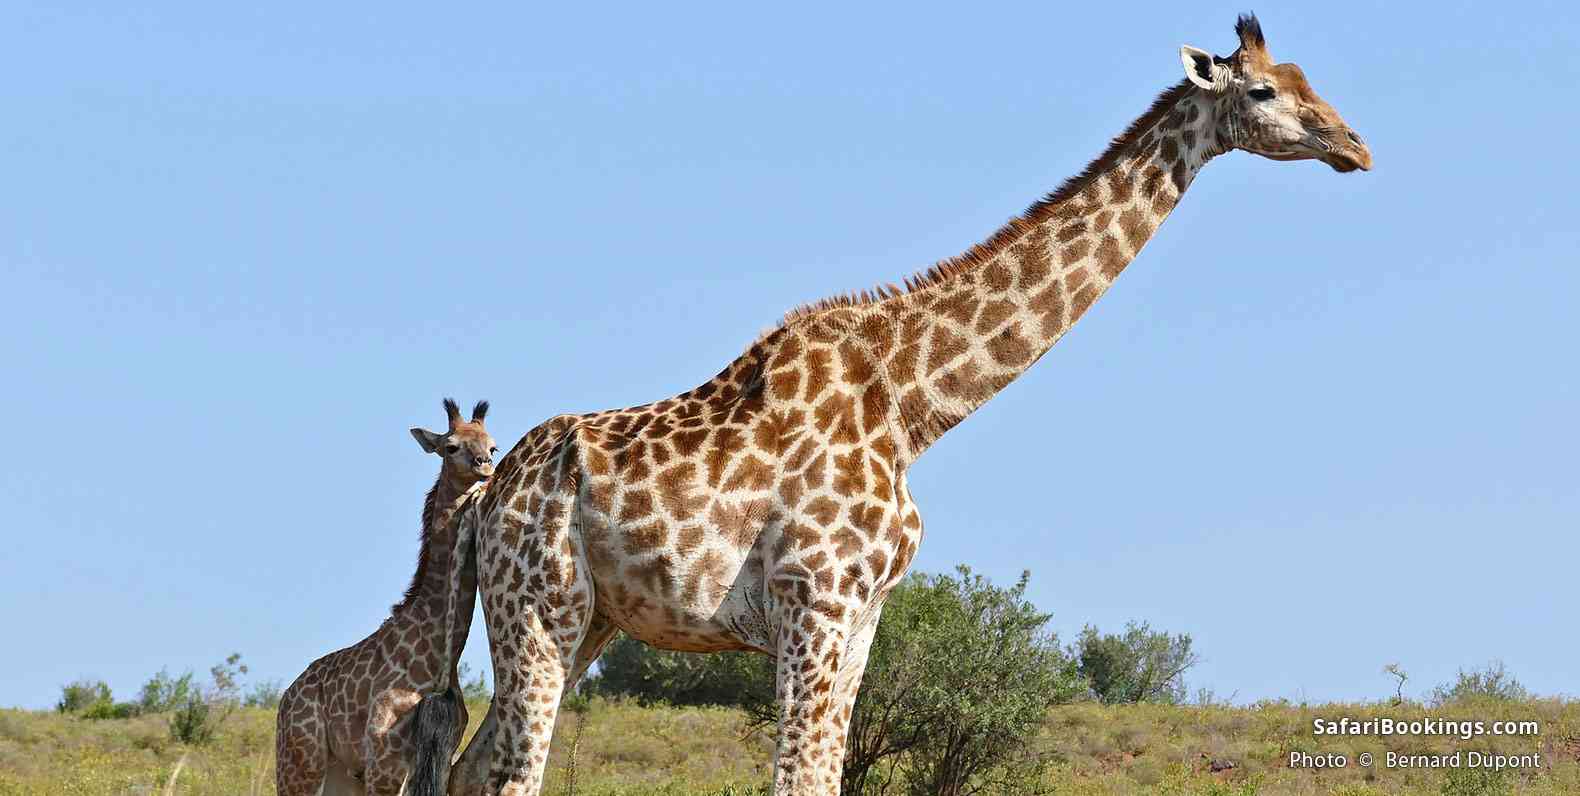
top-left (407, 689), bottom-right (461, 796)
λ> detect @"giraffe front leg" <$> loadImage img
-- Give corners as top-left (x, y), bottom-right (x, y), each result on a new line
top-left (822, 609), bottom-right (881, 795)
top-left (770, 600), bottom-right (862, 795)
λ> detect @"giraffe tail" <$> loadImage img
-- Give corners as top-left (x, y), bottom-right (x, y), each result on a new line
top-left (408, 489), bottom-right (483, 796)
top-left (408, 688), bottom-right (461, 796)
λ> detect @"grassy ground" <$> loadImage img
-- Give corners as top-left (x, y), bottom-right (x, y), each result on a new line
top-left (0, 698), bottom-right (1573, 794)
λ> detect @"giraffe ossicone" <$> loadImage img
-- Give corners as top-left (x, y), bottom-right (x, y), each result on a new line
top-left (275, 398), bottom-right (496, 796)
top-left (426, 14), bottom-right (1370, 796)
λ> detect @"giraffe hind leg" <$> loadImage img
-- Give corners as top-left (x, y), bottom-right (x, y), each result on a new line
top-left (478, 444), bottom-right (599, 795)
top-left (275, 679), bottom-right (330, 796)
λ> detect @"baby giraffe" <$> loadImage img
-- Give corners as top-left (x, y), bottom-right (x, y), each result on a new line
top-left (275, 398), bottom-right (497, 796)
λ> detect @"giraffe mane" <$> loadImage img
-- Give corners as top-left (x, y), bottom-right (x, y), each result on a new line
top-left (394, 478), bottom-right (445, 613)
top-left (780, 79), bottom-right (1196, 325)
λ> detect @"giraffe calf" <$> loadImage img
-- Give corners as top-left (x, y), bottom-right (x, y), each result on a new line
top-left (275, 399), bottom-right (496, 796)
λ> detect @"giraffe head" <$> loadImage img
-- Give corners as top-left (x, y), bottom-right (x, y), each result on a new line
top-left (1180, 14), bottom-right (1371, 173)
top-left (410, 398), bottom-right (497, 484)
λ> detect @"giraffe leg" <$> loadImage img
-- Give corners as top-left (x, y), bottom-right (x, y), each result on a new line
top-left (363, 688), bottom-right (421, 795)
top-left (447, 615), bottom-right (612, 796)
top-left (477, 451), bottom-right (597, 796)
top-left (565, 612), bottom-right (617, 693)
top-left (448, 615), bottom-right (613, 796)
top-left (448, 614), bottom-right (613, 796)
top-left (479, 582), bottom-right (591, 795)
top-left (275, 682), bottom-right (328, 796)
top-left (822, 609), bottom-right (881, 794)
top-left (770, 595), bottom-right (862, 795)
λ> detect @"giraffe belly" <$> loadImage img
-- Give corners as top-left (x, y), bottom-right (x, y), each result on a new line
top-left (580, 510), bottom-right (773, 654)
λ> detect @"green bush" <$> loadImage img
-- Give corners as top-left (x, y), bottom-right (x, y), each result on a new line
top-left (80, 700), bottom-right (140, 720)
top-left (587, 637), bottom-right (774, 717)
top-left (55, 679), bottom-right (112, 714)
top-left (137, 668), bottom-right (195, 714)
top-left (169, 693), bottom-right (216, 744)
top-left (1430, 661), bottom-right (1529, 706)
top-left (1440, 765), bottom-right (1511, 796)
top-left (846, 567), bottom-right (1083, 796)
top-left (1075, 621), bottom-right (1199, 705)
top-left (244, 679), bottom-right (283, 708)
top-left (167, 652), bottom-right (248, 745)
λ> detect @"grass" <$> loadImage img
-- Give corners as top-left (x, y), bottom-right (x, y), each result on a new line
top-left (0, 697), bottom-right (1573, 795)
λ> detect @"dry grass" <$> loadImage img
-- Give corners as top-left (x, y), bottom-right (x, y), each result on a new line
top-left (0, 698), bottom-right (1574, 795)
top-left (1030, 699), bottom-right (1579, 795)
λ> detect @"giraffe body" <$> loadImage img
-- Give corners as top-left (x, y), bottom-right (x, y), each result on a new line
top-left (440, 15), bottom-right (1370, 796)
top-left (276, 400), bottom-right (497, 796)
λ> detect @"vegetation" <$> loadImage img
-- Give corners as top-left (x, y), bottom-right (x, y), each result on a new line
top-left (839, 568), bottom-right (1083, 795)
top-left (138, 669), bottom-right (197, 714)
top-left (1075, 621), bottom-right (1200, 705)
top-left (458, 661), bottom-right (493, 703)
top-left (55, 679), bottom-right (113, 715)
top-left (15, 574), bottom-right (1572, 795)
top-left (588, 637), bottom-right (773, 715)
top-left (1432, 661), bottom-right (1531, 707)
top-left (2, 696), bottom-right (1575, 795)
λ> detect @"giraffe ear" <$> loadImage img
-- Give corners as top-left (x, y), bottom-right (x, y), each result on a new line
top-left (1181, 45), bottom-right (1230, 92)
top-left (411, 427), bottom-right (443, 454)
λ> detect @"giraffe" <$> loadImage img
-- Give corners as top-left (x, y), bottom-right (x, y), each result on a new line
top-left (432, 15), bottom-right (1370, 796)
top-left (275, 398), bottom-right (498, 796)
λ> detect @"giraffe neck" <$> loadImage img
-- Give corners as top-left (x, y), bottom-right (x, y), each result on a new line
top-left (394, 470), bottom-right (475, 622)
top-left (884, 80), bottom-right (1227, 460)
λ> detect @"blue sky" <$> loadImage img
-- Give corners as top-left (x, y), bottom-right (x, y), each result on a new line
top-left (3, 2), bottom-right (1575, 710)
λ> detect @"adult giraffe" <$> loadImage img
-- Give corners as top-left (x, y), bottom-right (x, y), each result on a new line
top-left (440, 14), bottom-right (1370, 796)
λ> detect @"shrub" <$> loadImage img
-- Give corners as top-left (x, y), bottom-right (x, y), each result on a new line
top-left (587, 637), bottom-right (774, 718)
top-left (1430, 661), bottom-right (1529, 706)
top-left (244, 679), bottom-right (283, 708)
top-left (56, 679), bottom-right (112, 714)
top-left (1440, 765), bottom-right (1511, 796)
top-left (169, 693), bottom-right (216, 745)
top-left (137, 668), bottom-right (196, 714)
top-left (81, 700), bottom-right (140, 720)
top-left (1075, 621), bottom-right (1199, 705)
top-left (167, 652), bottom-right (248, 745)
top-left (457, 662), bottom-right (492, 702)
top-left (855, 568), bottom-right (1083, 796)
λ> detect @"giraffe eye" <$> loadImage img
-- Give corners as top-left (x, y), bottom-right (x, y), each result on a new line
top-left (1248, 86), bottom-right (1276, 101)
top-left (445, 444), bottom-right (460, 454)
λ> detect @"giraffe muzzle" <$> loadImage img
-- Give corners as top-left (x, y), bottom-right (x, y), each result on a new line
top-left (1320, 128), bottom-right (1371, 173)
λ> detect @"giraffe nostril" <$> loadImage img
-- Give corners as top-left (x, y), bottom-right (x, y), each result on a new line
top-left (1346, 130), bottom-right (1365, 147)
